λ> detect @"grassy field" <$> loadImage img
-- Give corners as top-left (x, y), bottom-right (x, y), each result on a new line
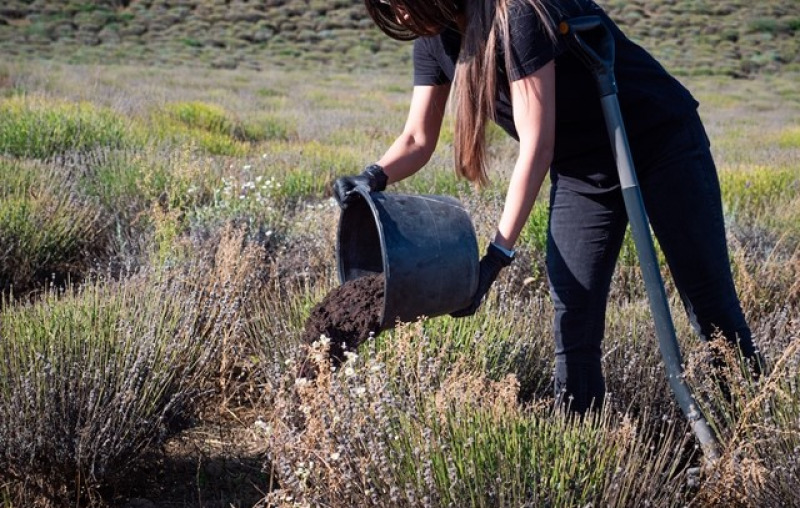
top-left (0, 46), bottom-right (799, 508)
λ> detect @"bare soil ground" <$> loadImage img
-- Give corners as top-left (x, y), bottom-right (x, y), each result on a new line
top-left (107, 418), bottom-right (271, 508)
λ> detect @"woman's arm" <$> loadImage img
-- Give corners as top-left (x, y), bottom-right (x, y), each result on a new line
top-left (494, 60), bottom-right (556, 250)
top-left (377, 83), bottom-right (451, 184)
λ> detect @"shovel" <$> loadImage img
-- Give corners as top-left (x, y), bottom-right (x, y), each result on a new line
top-left (559, 15), bottom-right (721, 462)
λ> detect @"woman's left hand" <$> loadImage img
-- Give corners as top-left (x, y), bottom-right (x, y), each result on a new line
top-left (450, 242), bottom-right (514, 317)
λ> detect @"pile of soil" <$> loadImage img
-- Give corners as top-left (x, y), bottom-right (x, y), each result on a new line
top-left (300, 273), bottom-right (385, 369)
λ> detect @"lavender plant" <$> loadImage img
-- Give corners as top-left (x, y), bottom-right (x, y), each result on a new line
top-left (265, 325), bottom-right (696, 507)
top-left (0, 158), bottom-right (108, 296)
top-left (0, 257), bottom-right (248, 503)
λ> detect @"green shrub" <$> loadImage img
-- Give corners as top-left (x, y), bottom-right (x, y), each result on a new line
top-left (163, 101), bottom-right (235, 136)
top-left (0, 95), bottom-right (137, 159)
top-left (749, 17), bottom-right (779, 34)
top-left (187, 127), bottom-right (249, 156)
top-left (149, 101), bottom-right (296, 155)
top-left (261, 140), bottom-right (363, 194)
top-left (63, 148), bottom-right (216, 267)
top-left (239, 114), bottom-right (297, 142)
top-left (720, 165), bottom-right (798, 226)
top-left (148, 101), bottom-right (246, 155)
top-left (776, 125), bottom-right (800, 148)
top-left (514, 198), bottom-right (660, 271)
top-left (517, 200), bottom-right (550, 254)
top-left (257, 87), bottom-right (286, 98)
top-left (385, 403), bottom-right (690, 507)
top-left (394, 165), bottom-right (475, 196)
top-left (181, 37), bottom-right (203, 48)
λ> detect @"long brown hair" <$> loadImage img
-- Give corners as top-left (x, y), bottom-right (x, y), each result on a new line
top-left (365, 0), bottom-right (559, 186)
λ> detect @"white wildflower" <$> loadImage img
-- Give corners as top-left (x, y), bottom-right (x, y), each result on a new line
top-left (254, 418), bottom-right (271, 434)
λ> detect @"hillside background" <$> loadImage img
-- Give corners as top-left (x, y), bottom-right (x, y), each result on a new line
top-left (1, 0), bottom-right (799, 76)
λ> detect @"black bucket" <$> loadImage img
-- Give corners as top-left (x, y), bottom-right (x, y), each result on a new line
top-left (337, 188), bottom-right (479, 330)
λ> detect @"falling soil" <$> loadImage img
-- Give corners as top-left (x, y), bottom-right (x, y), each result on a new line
top-left (301, 273), bottom-right (385, 370)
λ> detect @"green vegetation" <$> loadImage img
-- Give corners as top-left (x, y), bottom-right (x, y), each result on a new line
top-left (0, 95), bottom-right (137, 158)
top-left (720, 165), bottom-right (800, 234)
top-left (0, 158), bottom-right (107, 294)
top-left (150, 101), bottom-right (296, 155)
top-left (269, 329), bottom-right (693, 506)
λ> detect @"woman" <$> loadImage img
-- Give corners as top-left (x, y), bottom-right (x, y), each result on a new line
top-left (333, 0), bottom-right (761, 414)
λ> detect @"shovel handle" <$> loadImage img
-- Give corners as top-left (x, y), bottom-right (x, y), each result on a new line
top-left (559, 16), bottom-right (617, 97)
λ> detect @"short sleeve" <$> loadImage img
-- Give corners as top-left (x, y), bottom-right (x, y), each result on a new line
top-left (413, 38), bottom-right (451, 86)
top-left (506, 1), bottom-right (566, 81)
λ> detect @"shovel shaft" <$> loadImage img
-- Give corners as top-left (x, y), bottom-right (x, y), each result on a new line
top-left (601, 94), bottom-right (721, 461)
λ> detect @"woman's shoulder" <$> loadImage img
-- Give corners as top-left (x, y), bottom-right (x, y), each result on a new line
top-left (414, 26), bottom-right (460, 55)
top-left (507, 0), bottom-right (602, 20)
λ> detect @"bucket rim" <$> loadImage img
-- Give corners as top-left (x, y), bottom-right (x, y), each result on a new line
top-left (336, 186), bottom-right (391, 328)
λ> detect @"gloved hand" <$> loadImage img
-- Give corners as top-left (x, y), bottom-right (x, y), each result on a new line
top-left (333, 164), bottom-right (388, 209)
top-left (450, 242), bottom-right (514, 317)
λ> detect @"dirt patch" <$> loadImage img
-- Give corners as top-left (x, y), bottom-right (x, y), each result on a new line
top-left (301, 273), bottom-right (384, 367)
top-left (100, 420), bottom-right (269, 508)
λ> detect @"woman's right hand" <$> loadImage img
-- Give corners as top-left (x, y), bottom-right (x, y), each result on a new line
top-left (333, 164), bottom-right (388, 209)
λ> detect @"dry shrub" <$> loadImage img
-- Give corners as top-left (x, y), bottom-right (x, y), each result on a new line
top-left (234, 204), bottom-right (339, 407)
top-left (685, 330), bottom-right (800, 507)
top-left (730, 236), bottom-right (800, 320)
top-left (263, 323), bottom-right (522, 507)
top-left (0, 275), bottom-right (215, 503)
top-left (211, 223), bottom-right (268, 410)
top-left (272, 202), bottom-right (339, 290)
top-left (264, 336), bottom-right (393, 506)
top-left (264, 322), bottom-right (695, 507)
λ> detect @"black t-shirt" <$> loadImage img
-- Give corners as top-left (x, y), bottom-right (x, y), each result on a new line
top-left (413, 0), bottom-right (699, 189)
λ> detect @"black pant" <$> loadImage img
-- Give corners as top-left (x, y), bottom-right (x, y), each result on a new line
top-left (546, 114), bottom-right (757, 414)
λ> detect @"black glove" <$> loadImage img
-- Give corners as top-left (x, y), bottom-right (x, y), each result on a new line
top-left (450, 242), bottom-right (514, 317)
top-left (333, 164), bottom-right (388, 209)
